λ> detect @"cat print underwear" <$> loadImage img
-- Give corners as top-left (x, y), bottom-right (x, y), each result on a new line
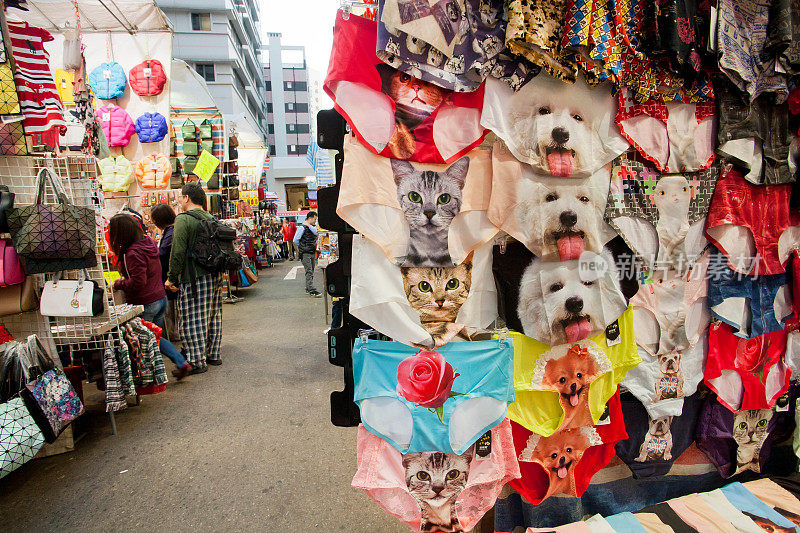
top-left (481, 71), bottom-right (630, 178)
top-left (696, 388), bottom-right (797, 480)
top-left (351, 419), bottom-right (520, 533)
top-left (375, 0), bottom-right (539, 92)
top-left (324, 10), bottom-right (486, 164)
top-left (704, 322), bottom-right (794, 412)
top-left (707, 246), bottom-right (794, 339)
top-left (489, 141), bottom-right (617, 261)
top-left (510, 390), bottom-right (626, 505)
top-left (603, 158), bottom-right (718, 270)
top-left (615, 87), bottom-right (717, 173)
top-left (505, 310), bottom-right (640, 437)
top-left (614, 392), bottom-right (702, 479)
top-left (514, 252), bottom-right (629, 346)
top-left (706, 166), bottom-right (800, 276)
top-left (349, 235), bottom-right (497, 349)
top-left (338, 136), bottom-right (497, 268)
top-left (352, 337), bottom-right (514, 455)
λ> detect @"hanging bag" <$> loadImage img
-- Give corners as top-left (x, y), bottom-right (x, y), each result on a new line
top-left (62, 29), bottom-right (82, 72)
top-left (39, 270), bottom-right (104, 318)
top-left (0, 276), bottom-right (38, 317)
top-left (0, 239), bottom-right (24, 287)
top-left (0, 397), bottom-right (44, 479)
top-left (0, 184), bottom-right (14, 233)
top-left (181, 119), bottom-right (197, 140)
top-left (198, 119), bottom-right (212, 139)
top-left (21, 369), bottom-right (84, 443)
top-left (6, 168), bottom-right (96, 274)
top-left (200, 139), bottom-right (213, 153)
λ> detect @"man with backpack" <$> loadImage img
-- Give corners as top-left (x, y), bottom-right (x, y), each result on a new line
top-left (166, 183), bottom-right (238, 373)
top-left (293, 211), bottom-right (321, 297)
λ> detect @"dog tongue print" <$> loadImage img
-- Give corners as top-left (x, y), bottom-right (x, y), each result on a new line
top-left (481, 72), bottom-right (630, 178)
top-left (393, 156), bottom-right (469, 267)
top-left (732, 408), bottom-right (773, 475)
top-left (403, 449), bottom-right (472, 533)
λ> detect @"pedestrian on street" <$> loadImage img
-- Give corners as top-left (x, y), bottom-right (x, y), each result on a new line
top-left (150, 203), bottom-right (182, 349)
top-left (165, 183), bottom-right (224, 374)
top-left (109, 213), bottom-right (192, 380)
top-left (293, 211), bottom-right (321, 297)
top-left (280, 217), bottom-right (297, 260)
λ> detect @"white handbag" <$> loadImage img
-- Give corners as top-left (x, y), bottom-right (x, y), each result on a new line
top-left (40, 270), bottom-right (100, 317)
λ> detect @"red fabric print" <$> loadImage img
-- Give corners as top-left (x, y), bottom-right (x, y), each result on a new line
top-left (396, 350), bottom-right (459, 409)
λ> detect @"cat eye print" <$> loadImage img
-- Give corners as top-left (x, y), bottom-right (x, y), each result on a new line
top-left (408, 191), bottom-right (422, 203)
top-left (757, 419), bottom-right (768, 427)
top-left (740, 422), bottom-right (748, 429)
top-left (418, 281), bottom-right (432, 292)
top-left (437, 193), bottom-right (451, 204)
top-left (417, 471), bottom-right (430, 480)
top-left (446, 279), bottom-right (459, 290)
top-left (446, 469), bottom-right (460, 480)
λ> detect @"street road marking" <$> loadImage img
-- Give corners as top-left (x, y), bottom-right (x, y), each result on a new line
top-left (284, 266), bottom-right (301, 280)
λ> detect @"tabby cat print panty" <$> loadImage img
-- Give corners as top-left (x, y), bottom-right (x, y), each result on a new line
top-left (338, 136), bottom-right (497, 268)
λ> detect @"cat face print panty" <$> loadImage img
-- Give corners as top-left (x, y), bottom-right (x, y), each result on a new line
top-left (707, 246), bottom-right (794, 339)
top-left (352, 337), bottom-right (514, 455)
top-left (705, 166), bottom-right (800, 276)
top-left (604, 158), bottom-right (718, 269)
top-left (481, 71), bottom-right (629, 178)
top-left (338, 136), bottom-right (497, 268)
top-left (490, 141), bottom-right (617, 261)
top-left (697, 388), bottom-right (797, 479)
top-left (324, 11), bottom-right (486, 163)
top-left (352, 419), bottom-right (520, 533)
top-left (510, 390), bottom-right (627, 505)
top-left (349, 235), bottom-right (497, 348)
top-left (614, 392), bottom-right (702, 478)
top-left (506, 310), bottom-right (640, 436)
top-left (704, 322), bottom-right (792, 411)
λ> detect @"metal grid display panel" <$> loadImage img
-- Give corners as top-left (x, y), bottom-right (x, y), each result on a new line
top-left (0, 155), bottom-right (140, 350)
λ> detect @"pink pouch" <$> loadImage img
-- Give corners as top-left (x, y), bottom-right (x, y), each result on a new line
top-left (0, 239), bottom-right (25, 287)
top-left (352, 418), bottom-right (520, 532)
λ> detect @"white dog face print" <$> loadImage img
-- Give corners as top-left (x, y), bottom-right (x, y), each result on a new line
top-left (489, 141), bottom-right (617, 261)
top-left (516, 251), bottom-right (628, 346)
top-left (481, 71), bottom-right (629, 178)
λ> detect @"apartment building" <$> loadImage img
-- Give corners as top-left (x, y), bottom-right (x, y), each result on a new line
top-left (156, 0), bottom-right (268, 144)
top-left (263, 33), bottom-right (315, 209)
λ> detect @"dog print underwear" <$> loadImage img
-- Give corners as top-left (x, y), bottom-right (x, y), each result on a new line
top-left (708, 245), bottom-right (794, 339)
top-left (324, 10), bottom-right (486, 164)
top-left (616, 87), bottom-right (717, 173)
top-left (506, 309), bottom-right (640, 436)
top-left (481, 71), bottom-right (630, 178)
top-left (338, 136), bottom-right (497, 268)
top-left (614, 392), bottom-right (702, 479)
top-left (705, 166), bottom-right (800, 276)
top-left (352, 419), bottom-right (520, 533)
top-left (352, 337), bottom-right (514, 455)
top-left (696, 387), bottom-right (797, 479)
top-left (509, 390), bottom-right (626, 505)
top-left (604, 158), bottom-right (718, 270)
top-left (705, 321), bottom-right (794, 412)
top-left (349, 235), bottom-right (497, 349)
top-left (489, 141), bottom-right (616, 261)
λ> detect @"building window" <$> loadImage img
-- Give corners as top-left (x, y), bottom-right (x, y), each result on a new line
top-left (266, 103), bottom-right (273, 113)
top-left (293, 124), bottom-right (309, 134)
top-left (286, 81), bottom-right (293, 89)
top-left (269, 144), bottom-right (276, 156)
top-left (191, 13), bottom-right (211, 31)
top-left (286, 102), bottom-right (294, 112)
top-left (195, 63), bottom-right (215, 82)
top-left (298, 145), bottom-right (308, 155)
top-left (287, 123), bottom-right (296, 133)
top-left (265, 81), bottom-right (271, 91)
top-left (268, 124), bottom-right (274, 134)
top-left (292, 103), bottom-right (309, 113)
top-left (285, 81), bottom-right (307, 91)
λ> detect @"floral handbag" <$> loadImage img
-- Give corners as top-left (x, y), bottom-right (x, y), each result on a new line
top-left (21, 369), bottom-right (84, 443)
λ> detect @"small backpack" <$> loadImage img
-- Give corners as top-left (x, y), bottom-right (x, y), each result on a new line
top-left (181, 211), bottom-right (242, 274)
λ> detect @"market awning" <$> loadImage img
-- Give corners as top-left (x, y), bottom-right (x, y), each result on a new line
top-left (14, 0), bottom-right (171, 34)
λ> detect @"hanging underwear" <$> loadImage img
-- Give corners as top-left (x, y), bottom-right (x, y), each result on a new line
top-left (705, 321), bottom-right (793, 412)
top-left (696, 387), bottom-right (797, 479)
top-left (515, 252), bottom-right (629, 346)
top-left (616, 87), bottom-right (717, 173)
top-left (705, 166), bottom-right (800, 276)
top-left (509, 390), bottom-right (626, 505)
top-left (338, 136), bottom-right (497, 268)
top-left (743, 478), bottom-right (800, 527)
top-left (614, 392), bottom-right (702, 479)
top-left (720, 482), bottom-right (800, 531)
top-left (489, 141), bottom-right (617, 261)
top-left (352, 419), bottom-right (520, 533)
top-left (707, 246), bottom-right (794, 339)
top-left (716, 75), bottom-right (795, 185)
top-left (353, 337), bottom-right (514, 455)
top-left (324, 10), bottom-right (486, 164)
top-left (506, 309), bottom-right (640, 436)
top-left (481, 71), bottom-right (630, 178)
top-left (349, 235), bottom-right (497, 348)
top-left (375, 0), bottom-right (539, 92)
top-left (604, 158), bottom-right (718, 270)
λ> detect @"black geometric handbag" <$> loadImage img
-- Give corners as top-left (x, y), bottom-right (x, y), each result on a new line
top-left (6, 168), bottom-right (96, 274)
top-left (0, 184), bottom-right (14, 233)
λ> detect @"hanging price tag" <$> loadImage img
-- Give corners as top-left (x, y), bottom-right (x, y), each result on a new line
top-left (102, 112), bottom-right (111, 122)
top-left (143, 68), bottom-right (152, 77)
top-left (103, 69), bottom-right (111, 79)
top-left (150, 162), bottom-right (158, 171)
top-left (61, 79), bottom-right (67, 88)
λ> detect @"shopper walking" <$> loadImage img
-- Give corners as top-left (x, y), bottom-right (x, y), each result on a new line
top-left (293, 211), bottom-right (321, 297)
top-left (281, 217), bottom-right (297, 260)
top-left (109, 213), bottom-right (192, 380)
top-left (150, 203), bottom-right (181, 348)
top-left (165, 183), bottom-right (224, 374)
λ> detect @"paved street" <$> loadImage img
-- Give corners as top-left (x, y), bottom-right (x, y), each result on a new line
top-left (0, 260), bottom-right (406, 532)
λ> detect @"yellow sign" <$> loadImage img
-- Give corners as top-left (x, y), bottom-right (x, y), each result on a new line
top-left (192, 150), bottom-right (221, 181)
